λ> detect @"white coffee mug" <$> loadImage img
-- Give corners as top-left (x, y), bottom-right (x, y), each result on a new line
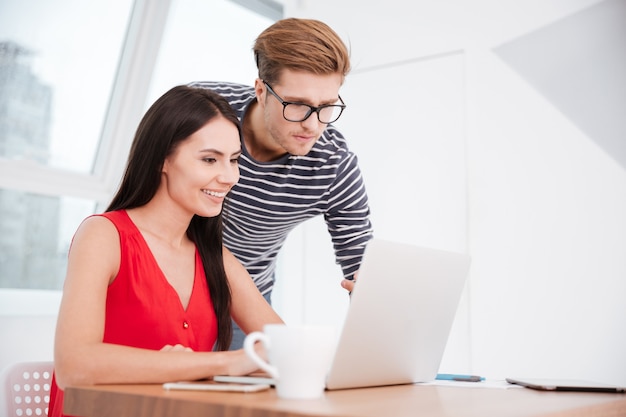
top-left (243, 324), bottom-right (336, 399)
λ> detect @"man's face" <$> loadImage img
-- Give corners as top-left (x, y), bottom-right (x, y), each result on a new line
top-left (257, 69), bottom-right (343, 157)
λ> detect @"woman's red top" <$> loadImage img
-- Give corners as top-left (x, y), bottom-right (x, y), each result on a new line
top-left (48, 210), bottom-right (218, 417)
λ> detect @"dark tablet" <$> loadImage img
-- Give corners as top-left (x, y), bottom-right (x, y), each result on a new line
top-left (506, 377), bottom-right (626, 393)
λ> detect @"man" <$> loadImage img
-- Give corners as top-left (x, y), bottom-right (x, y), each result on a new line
top-left (191, 18), bottom-right (373, 349)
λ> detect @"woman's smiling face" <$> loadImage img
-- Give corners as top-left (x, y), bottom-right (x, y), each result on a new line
top-left (162, 116), bottom-right (242, 218)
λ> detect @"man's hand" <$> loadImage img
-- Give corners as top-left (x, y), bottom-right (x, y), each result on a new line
top-left (341, 278), bottom-right (355, 292)
top-left (340, 271), bottom-right (359, 293)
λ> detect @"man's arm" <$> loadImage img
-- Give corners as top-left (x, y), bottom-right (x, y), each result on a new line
top-left (324, 151), bottom-right (374, 290)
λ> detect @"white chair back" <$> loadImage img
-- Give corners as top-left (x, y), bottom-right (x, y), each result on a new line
top-left (2, 361), bottom-right (54, 417)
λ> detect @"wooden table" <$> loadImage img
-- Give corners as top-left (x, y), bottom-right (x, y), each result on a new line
top-left (64, 382), bottom-right (626, 417)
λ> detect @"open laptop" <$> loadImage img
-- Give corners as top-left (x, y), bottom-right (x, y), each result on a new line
top-left (217, 238), bottom-right (470, 390)
top-left (325, 238), bottom-right (470, 389)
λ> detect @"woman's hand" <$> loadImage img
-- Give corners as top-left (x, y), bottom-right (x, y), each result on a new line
top-left (160, 344), bottom-right (193, 352)
top-left (221, 347), bottom-right (263, 376)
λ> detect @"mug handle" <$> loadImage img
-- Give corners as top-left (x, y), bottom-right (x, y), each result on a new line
top-left (243, 331), bottom-right (279, 379)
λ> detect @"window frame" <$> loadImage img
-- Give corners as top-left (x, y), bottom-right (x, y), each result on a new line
top-left (0, 0), bottom-right (171, 204)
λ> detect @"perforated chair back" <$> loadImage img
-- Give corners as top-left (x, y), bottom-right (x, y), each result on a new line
top-left (3, 361), bottom-right (54, 417)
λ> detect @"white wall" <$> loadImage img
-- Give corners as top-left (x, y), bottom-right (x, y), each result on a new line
top-left (0, 290), bottom-right (60, 372)
top-left (277, 0), bottom-right (626, 385)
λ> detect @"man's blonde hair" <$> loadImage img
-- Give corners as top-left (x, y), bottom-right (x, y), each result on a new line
top-left (254, 18), bottom-right (351, 85)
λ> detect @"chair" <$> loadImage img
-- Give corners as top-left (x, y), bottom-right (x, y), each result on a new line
top-left (3, 361), bottom-right (54, 417)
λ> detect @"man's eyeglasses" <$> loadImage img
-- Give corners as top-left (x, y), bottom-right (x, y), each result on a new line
top-left (263, 81), bottom-right (346, 124)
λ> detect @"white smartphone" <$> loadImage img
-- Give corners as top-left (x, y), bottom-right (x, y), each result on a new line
top-left (213, 375), bottom-right (276, 386)
top-left (162, 381), bottom-right (271, 393)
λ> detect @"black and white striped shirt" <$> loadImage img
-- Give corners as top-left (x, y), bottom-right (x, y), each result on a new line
top-left (189, 81), bottom-right (373, 295)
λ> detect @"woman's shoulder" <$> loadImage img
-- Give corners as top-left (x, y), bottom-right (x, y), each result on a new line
top-left (67, 212), bottom-right (122, 276)
top-left (79, 210), bottom-right (133, 234)
top-left (73, 213), bottom-right (120, 245)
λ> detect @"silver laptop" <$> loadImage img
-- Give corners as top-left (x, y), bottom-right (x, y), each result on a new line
top-left (215, 238), bottom-right (470, 390)
top-left (324, 238), bottom-right (470, 390)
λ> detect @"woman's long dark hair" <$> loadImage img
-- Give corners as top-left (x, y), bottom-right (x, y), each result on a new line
top-left (107, 85), bottom-right (241, 351)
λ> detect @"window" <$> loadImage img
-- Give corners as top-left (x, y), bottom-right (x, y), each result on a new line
top-left (0, 0), bottom-right (133, 172)
top-left (146, 0), bottom-right (274, 104)
top-left (0, 190), bottom-right (95, 289)
top-left (0, 0), bottom-right (134, 290)
top-left (0, 0), bottom-right (278, 292)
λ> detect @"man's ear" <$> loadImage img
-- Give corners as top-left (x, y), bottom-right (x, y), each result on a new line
top-left (254, 78), bottom-right (265, 103)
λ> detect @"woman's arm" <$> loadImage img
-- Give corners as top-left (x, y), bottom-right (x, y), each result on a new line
top-left (224, 247), bottom-right (284, 334)
top-left (53, 217), bottom-right (257, 389)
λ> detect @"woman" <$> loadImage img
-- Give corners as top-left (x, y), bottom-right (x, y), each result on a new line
top-left (49, 86), bottom-right (283, 417)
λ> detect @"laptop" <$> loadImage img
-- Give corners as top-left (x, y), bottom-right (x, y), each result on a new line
top-left (325, 238), bottom-right (470, 389)
top-left (217, 238), bottom-right (471, 390)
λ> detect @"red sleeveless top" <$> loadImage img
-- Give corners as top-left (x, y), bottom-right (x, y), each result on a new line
top-left (48, 210), bottom-right (218, 417)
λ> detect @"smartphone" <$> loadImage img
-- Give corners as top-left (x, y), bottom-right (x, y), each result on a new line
top-left (163, 381), bottom-right (271, 393)
top-left (213, 375), bottom-right (276, 386)
top-left (506, 378), bottom-right (626, 393)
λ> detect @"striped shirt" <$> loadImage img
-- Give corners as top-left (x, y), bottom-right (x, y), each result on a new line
top-left (189, 81), bottom-right (373, 295)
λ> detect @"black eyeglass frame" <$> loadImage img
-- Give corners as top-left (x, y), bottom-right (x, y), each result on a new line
top-left (263, 81), bottom-right (346, 124)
